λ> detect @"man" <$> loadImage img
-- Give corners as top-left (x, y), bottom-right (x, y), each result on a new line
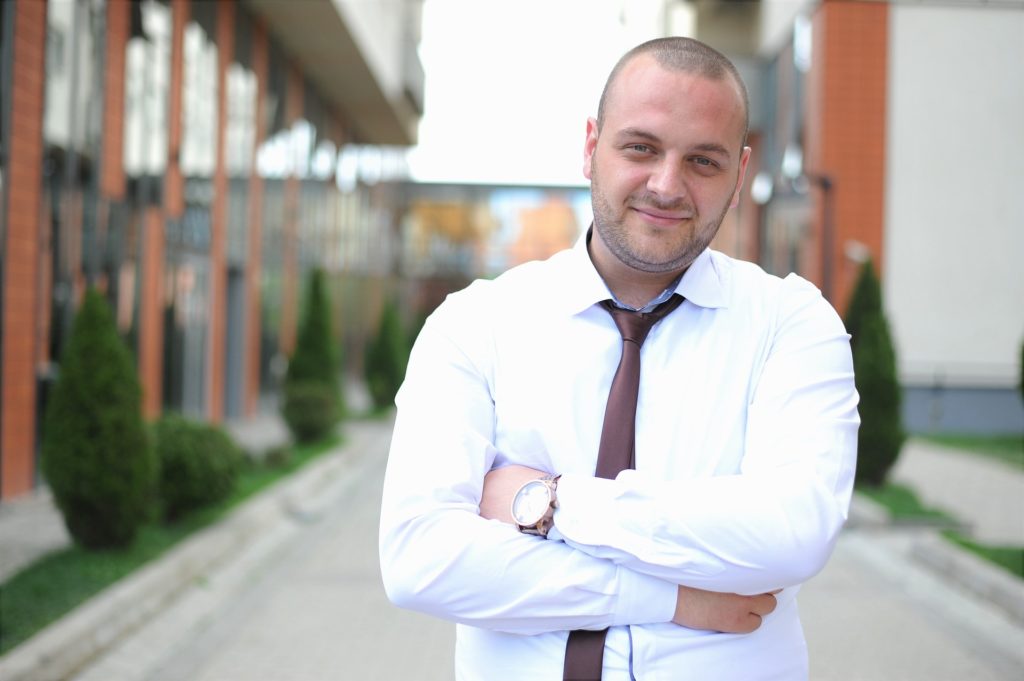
top-left (380, 37), bottom-right (858, 680)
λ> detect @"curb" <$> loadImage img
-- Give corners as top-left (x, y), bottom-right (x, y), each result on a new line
top-left (850, 491), bottom-right (1023, 626)
top-left (0, 423), bottom-right (383, 681)
top-left (847, 491), bottom-right (892, 527)
top-left (911, 531), bottom-right (1024, 626)
top-left (848, 491), bottom-right (973, 533)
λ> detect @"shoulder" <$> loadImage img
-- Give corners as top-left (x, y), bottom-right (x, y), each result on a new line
top-left (707, 250), bottom-right (847, 333)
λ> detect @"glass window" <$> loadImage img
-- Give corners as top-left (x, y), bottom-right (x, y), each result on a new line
top-left (163, 3), bottom-right (218, 416)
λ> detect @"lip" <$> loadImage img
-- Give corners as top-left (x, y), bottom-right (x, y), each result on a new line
top-left (631, 207), bottom-right (692, 227)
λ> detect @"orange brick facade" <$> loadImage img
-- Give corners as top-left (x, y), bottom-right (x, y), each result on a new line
top-left (101, 1), bottom-right (128, 201)
top-left (806, 0), bottom-right (889, 313)
top-left (1, 0), bottom-right (46, 497)
top-left (0, 0), bottom-right (342, 499)
top-left (208, 0), bottom-right (235, 423)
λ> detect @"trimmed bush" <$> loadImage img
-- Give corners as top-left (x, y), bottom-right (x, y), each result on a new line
top-left (846, 260), bottom-right (905, 487)
top-left (153, 415), bottom-right (243, 521)
top-left (41, 288), bottom-right (157, 549)
top-left (365, 299), bottom-right (410, 410)
top-left (282, 268), bottom-right (342, 441)
top-left (282, 382), bottom-right (340, 443)
top-left (844, 259), bottom-right (882, 350)
top-left (286, 268), bottom-right (340, 390)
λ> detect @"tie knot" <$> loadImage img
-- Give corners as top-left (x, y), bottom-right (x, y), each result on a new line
top-left (600, 295), bottom-right (683, 346)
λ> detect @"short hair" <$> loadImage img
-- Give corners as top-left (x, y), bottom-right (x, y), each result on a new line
top-left (597, 37), bottom-right (750, 145)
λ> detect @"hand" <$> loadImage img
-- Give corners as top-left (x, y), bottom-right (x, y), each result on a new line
top-left (672, 585), bottom-right (780, 634)
top-left (479, 465), bottom-right (547, 524)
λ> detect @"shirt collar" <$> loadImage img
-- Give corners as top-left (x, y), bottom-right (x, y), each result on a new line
top-left (559, 227), bottom-right (730, 316)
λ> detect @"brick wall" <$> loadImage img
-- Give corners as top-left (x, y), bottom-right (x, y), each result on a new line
top-left (806, 0), bottom-right (889, 313)
top-left (138, 205), bottom-right (165, 419)
top-left (1, 0), bottom-right (46, 498)
top-left (101, 0), bottom-right (128, 201)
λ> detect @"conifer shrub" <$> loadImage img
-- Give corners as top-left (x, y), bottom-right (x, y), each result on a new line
top-left (282, 268), bottom-right (342, 441)
top-left (844, 259), bottom-right (882, 347)
top-left (1019, 339), bottom-right (1023, 405)
top-left (846, 260), bottom-right (905, 487)
top-left (282, 382), bottom-right (340, 443)
top-left (364, 299), bottom-right (410, 410)
top-left (41, 288), bottom-right (157, 549)
top-left (153, 414), bottom-right (243, 521)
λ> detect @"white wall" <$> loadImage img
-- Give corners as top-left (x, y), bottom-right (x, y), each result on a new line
top-left (885, 3), bottom-right (1024, 389)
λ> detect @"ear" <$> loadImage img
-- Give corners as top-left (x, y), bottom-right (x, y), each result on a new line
top-left (583, 117), bottom-right (599, 181)
top-left (730, 146), bottom-right (752, 208)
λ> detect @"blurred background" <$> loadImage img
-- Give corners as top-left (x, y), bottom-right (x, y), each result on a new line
top-left (0, 1), bottom-right (1022, 679)
top-left (2, 0), bottom-right (1022, 477)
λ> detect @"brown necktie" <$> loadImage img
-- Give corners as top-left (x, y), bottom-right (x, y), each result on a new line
top-left (563, 294), bottom-right (684, 681)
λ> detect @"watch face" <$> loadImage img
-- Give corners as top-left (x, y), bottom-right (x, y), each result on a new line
top-left (512, 480), bottom-right (551, 525)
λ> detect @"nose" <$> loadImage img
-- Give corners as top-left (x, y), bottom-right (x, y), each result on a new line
top-left (646, 159), bottom-right (687, 201)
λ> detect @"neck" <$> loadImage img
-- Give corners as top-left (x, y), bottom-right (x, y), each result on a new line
top-left (588, 228), bottom-right (686, 308)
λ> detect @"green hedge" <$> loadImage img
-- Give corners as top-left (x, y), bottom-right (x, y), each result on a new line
top-left (283, 268), bottom-right (343, 440)
top-left (154, 415), bottom-right (243, 521)
top-left (41, 289), bottom-right (158, 549)
top-left (846, 260), bottom-right (905, 487)
top-left (365, 299), bottom-right (410, 410)
top-left (282, 382), bottom-right (341, 443)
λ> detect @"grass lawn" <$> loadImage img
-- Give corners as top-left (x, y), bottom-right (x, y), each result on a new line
top-left (918, 433), bottom-right (1024, 471)
top-left (858, 481), bottom-right (1024, 581)
top-left (857, 482), bottom-right (958, 523)
top-left (941, 530), bottom-right (1024, 580)
top-left (0, 434), bottom-right (340, 655)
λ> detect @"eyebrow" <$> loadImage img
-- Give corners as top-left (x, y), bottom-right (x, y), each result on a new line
top-left (690, 142), bottom-right (732, 158)
top-left (614, 127), bottom-right (662, 144)
top-left (614, 128), bottom-right (733, 158)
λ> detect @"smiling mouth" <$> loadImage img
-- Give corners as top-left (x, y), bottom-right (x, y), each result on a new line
top-left (631, 207), bottom-right (693, 225)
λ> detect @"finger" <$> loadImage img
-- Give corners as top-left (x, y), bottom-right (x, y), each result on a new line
top-left (739, 612), bottom-right (763, 634)
top-left (749, 593), bottom-right (777, 616)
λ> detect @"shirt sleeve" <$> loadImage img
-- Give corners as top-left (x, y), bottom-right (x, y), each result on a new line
top-left (553, 275), bottom-right (860, 595)
top-left (378, 285), bottom-right (678, 635)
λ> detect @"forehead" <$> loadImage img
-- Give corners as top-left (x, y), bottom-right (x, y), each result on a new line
top-left (604, 55), bottom-right (746, 151)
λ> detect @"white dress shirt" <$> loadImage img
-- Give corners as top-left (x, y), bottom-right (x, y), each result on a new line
top-left (379, 235), bottom-right (859, 680)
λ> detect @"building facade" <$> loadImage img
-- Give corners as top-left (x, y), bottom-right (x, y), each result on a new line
top-left (0, 0), bottom-right (424, 500)
top-left (695, 0), bottom-right (1024, 434)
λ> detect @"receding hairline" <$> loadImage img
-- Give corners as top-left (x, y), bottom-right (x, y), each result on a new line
top-left (597, 37), bottom-right (750, 146)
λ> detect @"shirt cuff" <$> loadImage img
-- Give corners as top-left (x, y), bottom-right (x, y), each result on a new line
top-left (553, 474), bottom-right (677, 625)
top-left (612, 565), bottom-right (678, 626)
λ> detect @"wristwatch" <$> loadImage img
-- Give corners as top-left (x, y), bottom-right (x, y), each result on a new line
top-left (511, 474), bottom-right (560, 538)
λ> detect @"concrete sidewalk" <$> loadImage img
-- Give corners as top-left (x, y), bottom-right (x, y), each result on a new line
top-left (0, 412), bottom-right (292, 585)
top-left (891, 438), bottom-right (1024, 545)
top-left (2, 425), bottom-right (1022, 680)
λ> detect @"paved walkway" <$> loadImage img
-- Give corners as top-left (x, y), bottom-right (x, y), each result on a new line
top-left (64, 423), bottom-right (1024, 681)
top-left (0, 413), bottom-right (293, 584)
top-left (891, 438), bottom-right (1024, 545)
top-left (3, 425), bottom-right (1022, 680)
top-left (0, 487), bottom-right (70, 584)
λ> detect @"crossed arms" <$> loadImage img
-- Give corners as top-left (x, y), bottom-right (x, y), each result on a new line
top-left (479, 464), bottom-right (780, 634)
top-left (379, 277), bottom-right (859, 637)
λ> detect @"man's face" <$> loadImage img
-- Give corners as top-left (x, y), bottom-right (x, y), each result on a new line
top-left (584, 55), bottom-right (751, 275)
